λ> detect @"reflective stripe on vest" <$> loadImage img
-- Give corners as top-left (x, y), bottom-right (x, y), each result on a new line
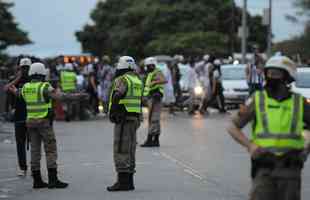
top-left (60, 71), bottom-right (77, 92)
top-left (143, 69), bottom-right (164, 97)
top-left (22, 82), bottom-right (52, 120)
top-left (252, 90), bottom-right (304, 155)
top-left (109, 74), bottom-right (142, 113)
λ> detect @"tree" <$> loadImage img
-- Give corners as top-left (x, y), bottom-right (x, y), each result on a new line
top-left (76, 0), bottom-right (267, 58)
top-left (294, 0), bottom-right (310, 16)
top-left (274, 0), bottom-right (310, 60)
top-left (0, 1), bottom-right (31, 59)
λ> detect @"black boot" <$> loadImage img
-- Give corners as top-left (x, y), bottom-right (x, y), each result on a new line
top-left (153, 135), bottom-right (160, 147)
top-left (128, 173), bottom-right (135, 190)
top-left (48, 168), bottom-right (69, 189)
top-left (32, 170), bottom-right (48, 189)
top-left (140, 135), bottom-right (154, 147)
top-left (107, 173), bottom-right (134, 192)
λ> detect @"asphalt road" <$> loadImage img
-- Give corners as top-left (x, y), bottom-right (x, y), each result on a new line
top-left (1, 112), bottom-right (310, 200)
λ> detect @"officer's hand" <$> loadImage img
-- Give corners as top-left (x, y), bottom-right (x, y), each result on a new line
top-left (300, 149), bottom-right (310, 162)
top-left (247, 143), bottom-right (263, 158)
top-left (8, 85), bottom-right (17, 94)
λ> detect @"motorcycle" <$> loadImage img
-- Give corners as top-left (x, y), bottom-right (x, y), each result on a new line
top-left (176, 83), bottom-right (204, 114)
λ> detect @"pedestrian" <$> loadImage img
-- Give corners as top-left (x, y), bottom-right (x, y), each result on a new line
top-left (140, 57), bottom-right (167, 147)
top-left (171, 55), bottom-right (182, 105)
top-left (4, 57), bottom-right (31, 176)
top-left (199, 63), bottom-right (217, 115)
top-left (187, 59), bottom-right (199, 115)
top-left (212, 59), bottom-right (226, 113)
top-left (59, 63), bottom-right (78, 121)
top-left (107, 56), bottom-right (142, 191)
top-left (98, 55), bottom-right (115, 114)
top-left (246, 47), bottom-right (264, 95)
top-left (161, 62), bottom-right (175, 114)
top-left (227, 56), bottom-right (310, 200)
top-left (9, 62), bottom-right (68, 189)
top-left (86, 62), bottom-right (99, 115)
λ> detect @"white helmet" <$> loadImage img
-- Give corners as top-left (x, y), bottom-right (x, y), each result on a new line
top-left (213, 59), bottom-right (221, 66)
top-left (178, 55), bottom-right (184, 62)
top-left (19, 58), bottom-right (32, 67)
top-left (28, 62), bottom-right (47, 76)
top-left (173, 55), bottom-right (184, 62)
top-left (64, 63), bottom-right (74, 71)
top-left (144, 57), bottom-right (157, 66)
top-left (265, 56), bottom-right (296, 81)
top-left (203, 54), bottom-right (210, 61)
top-left (116, 56), bottom-right (136, 70)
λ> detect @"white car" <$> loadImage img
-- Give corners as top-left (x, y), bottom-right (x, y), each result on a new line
top-left (292, 67), bottom-right (310, 102)
top-left (221, 64), bottom-right (249, 104)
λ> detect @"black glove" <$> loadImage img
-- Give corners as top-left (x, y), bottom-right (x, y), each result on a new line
top-left (300, 149), bottom-right (309, 162)
top-left (109, 113), bottom-right (123, 123)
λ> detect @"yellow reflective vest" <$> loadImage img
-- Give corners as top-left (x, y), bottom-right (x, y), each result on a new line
top-left (252, 90), bottom-right (304, 155)
top-left (143, 69), bottom-right (164, 97)
top-left (21, 82), bottom-right (52, 120)
top-left (60, 71), bottom-right (77, 93)
top-left (109, 73), bottom-right (142, 113)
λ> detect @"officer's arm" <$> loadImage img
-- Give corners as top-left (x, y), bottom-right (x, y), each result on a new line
top-left (303, 99), bottom-right (310, 151)
top-left (227, 97), bottom-right (257, 154)
top-left (111, 78), bottom-right (127, 104)
top-left (4, 70), bottom-right (22, 92)
top-left (151, 72), bottom-right (167, 86)
top-left (48, 87), bottom-right (64, 100)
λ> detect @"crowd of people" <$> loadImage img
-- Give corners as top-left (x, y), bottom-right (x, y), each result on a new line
top-left (3, 52), bottom-right (269, 123)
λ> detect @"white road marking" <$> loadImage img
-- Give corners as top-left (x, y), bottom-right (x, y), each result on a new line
top-left (159, 152), bottom-right (205, 181)
top-left (158, 151), bottom-right (246, 199)
top-left (0, 194), bottom-right (9, 199)
top-left (0, 178), bottom-right (19, 183)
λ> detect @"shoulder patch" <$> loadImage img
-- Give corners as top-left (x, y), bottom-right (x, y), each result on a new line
top-left (245, 96), bottom-right (254, 106)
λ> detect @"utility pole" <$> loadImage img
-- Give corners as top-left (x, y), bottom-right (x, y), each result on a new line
top-left (230, 0), bottom-right (235, 54)
top-left (241, 0), bottom-right (247, 64)
top-left (267, 0), bottom-right (273, 58)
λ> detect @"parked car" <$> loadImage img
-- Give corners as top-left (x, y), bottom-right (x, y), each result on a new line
top-left (292, 67), bottom-right (310, 102)
top-left (221, 64), bottom-right (249, 105)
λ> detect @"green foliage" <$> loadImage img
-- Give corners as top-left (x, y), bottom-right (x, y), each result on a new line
top-left (145, 31), bottom-right (229, 55)
top-left (0, 1), bottom-right (31, 58)
top-left (274, 25), bottom-right (310, 60)
top-left (294, 0), bottom-right (310, 16)
top-left (76, 0), bottom-right (267, 58)
top-left (274, 0), bottom-right (310, 60)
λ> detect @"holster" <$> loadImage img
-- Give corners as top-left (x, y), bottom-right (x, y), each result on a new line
top-left (109, 112), bottom-right (125, 124)
top-left (251, 150), bottom-right (304, 179)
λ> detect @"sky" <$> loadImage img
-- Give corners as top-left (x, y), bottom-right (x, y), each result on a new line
top-left (6, 0), bottom-right (307, 57)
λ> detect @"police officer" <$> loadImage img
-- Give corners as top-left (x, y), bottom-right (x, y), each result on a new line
top-left (4, 57), bottom-right (31, 176)
top-left (60, 63), bottom-right (77, 121)
top-left (9, 63), bottom-right (68, 189)
top-left (227, 56), bottom-right (310, 200)
top-left (141, 57), bottom-right (167, 147)
top-left (107, 56), bottom-right (142, 192)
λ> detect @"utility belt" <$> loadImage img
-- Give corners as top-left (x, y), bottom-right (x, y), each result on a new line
top-left (109, 105), bottom-right (140, 124)
top-left (251, 150), bottom-right (305, 179)
top-left (149, 89), bottom-right (163, 100)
